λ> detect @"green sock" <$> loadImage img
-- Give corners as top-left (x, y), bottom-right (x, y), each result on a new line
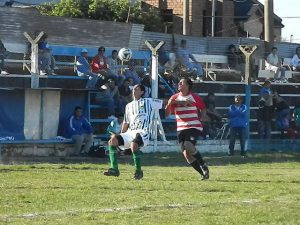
top-left (108, 146), bottom-right (118, 171)
top-left (132, 150), bottom-right (142, 172)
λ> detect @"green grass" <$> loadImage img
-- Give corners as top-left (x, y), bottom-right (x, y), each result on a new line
top-left (0, 152), bottom-right (300, 225)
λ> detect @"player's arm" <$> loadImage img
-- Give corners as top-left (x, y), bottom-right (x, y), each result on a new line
top-left (120, 122), bottom-right (129, 133)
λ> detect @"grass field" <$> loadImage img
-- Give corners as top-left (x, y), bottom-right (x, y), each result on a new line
top-left (1, 152), bottom-right (300, 225)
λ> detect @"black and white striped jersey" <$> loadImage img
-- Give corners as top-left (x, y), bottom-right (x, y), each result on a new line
top-left (124, 98), bottom-right (163, 131)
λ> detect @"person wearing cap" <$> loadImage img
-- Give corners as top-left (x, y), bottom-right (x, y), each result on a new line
top-left (76, 48), bottom-right (99, 89)
top-left (228, 95), bottom-right (248, 157)
top-left (124, 60), bottom-right (140, 85)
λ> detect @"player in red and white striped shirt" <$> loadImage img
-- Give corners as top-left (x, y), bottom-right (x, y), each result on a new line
top-left (165, 78), bottom-right (210, 180)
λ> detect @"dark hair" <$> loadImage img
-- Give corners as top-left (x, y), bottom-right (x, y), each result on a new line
top-left (181, 39), bottom-right (187, 45)
top-left (74, 106), bottom-right (82, 111)
top-left (136, 84), bottom-right (145, 95)
top-left (228, 44), bottom-right (236, 50)
top-left (207, 92), bottom-right (215, 97)
top-left (98, 46), bottom-right (105, 52)
top-left (271, 47), bottom-right (277, 51)
top-left (235, 95), bottom-right (243, 101)
top-left (183, 77), bottom-right (193, 91)
top-left (112, 49), bottom-right (118, 54)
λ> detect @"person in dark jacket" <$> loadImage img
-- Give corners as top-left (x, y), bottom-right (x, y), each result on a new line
top-left (65, 106), bottom-right (93, 156)
top-left (228, 95), bottom-right (248, 157)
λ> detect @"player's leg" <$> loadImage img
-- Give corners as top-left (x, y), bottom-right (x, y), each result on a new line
top-left (130, 133), bottom-right (144, 180)
top-left (104, 134), bottom-right (122, 176)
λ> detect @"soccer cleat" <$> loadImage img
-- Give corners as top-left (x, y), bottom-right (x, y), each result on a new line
top-left (201, 165), bottom-right (209, 180)
top-left (103, 168), bottom-right (120, 177)
top-left (133, 170), bottom-right (143, 180)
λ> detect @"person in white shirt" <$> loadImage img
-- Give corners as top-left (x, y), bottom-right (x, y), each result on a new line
top-left (265, 47), bottom-right (287, 82)
top-left (291, 46), bottom-right (300, 71)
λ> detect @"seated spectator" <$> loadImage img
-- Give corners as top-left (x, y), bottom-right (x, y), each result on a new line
top-left (107, 49), bottom-right (124, 86)
top-left (273, 91), bottom-right (291, 138)
top-left (176, 39), bottom-right (203, 82)
top-left (265, 47), bottom-right (287, 83)
top-left (106, 113), bottom-right (124, 135)
top-left (38, 34), bottom-right (56, 75)
top-left (91, 46), bottom-right (108, 76)
top-left (227, 44), bottom-right (245, 78)
top-left (95, 78), bottom-right (122, 118)
top-left (161, 70), bottom-right (178, 93)
top-left (228, 95), bottom-right (248, 157)
top-left (124, 61), bottom-right (141, 85)
top-left (203, 92), bottom-right (222, 139)
top-left (76, 49), bottom-right (100, 89)
top-left (257, 80), bottom-right (274, 139)
top-left (0, 39), bottom-right (9, 75)
top-left (293, 101), bottom-right (300, 138)
top-left (64, 106), bottom-right (93, 156)
top-left (291, 46), bottom-right (300, 71)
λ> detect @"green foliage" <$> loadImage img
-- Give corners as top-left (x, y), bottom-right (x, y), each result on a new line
top-left (38, 0), bottom-right (165, 32)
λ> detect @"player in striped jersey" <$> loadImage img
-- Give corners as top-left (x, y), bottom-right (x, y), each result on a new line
top-left (104, 84), bottom-right (163, 180)
top-left (165, 78), bottom-right (210, 180)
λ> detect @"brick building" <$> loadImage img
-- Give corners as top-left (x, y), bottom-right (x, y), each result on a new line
top-left (142, 0), bottom-right (283, 39)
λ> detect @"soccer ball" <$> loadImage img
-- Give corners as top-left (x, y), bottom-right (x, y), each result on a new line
top-left (118, 48), bottom-right (133, 61)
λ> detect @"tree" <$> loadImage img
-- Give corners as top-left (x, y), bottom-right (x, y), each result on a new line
top-left (38, 0), bottom-right (165, 32)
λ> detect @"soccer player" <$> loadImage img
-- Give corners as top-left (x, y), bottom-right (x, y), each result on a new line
top-left (165, 78), bottom-right (209, 180)
top-left (104, 84), bottom-right (163, 180)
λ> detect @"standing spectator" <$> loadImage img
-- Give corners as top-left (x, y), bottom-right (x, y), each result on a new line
top-left (273, 91), bottom-right (291, 138)
top-left (0, 39), bottom-right (9, 75)
top-left (124, 61), bottom-right (140, 85)
top-left (176, 39), bottom-right (203, 82)
top-left (257, 80), bottom-right (274, 139)
top-left (165, 78), bottom-right (209, 180)
top-left (64, 106), bottom-right (93, 156)
top-left (203, 92), bottom-right (222, 139)
top-left (265, 47), bottom-right (287, 83)
top-left (103, 84), bottom-right (163, 179)
top-left (91, 46), bottom-right (108, 76)
top-left (293, 102), bottom-right (300, 138)
top-left (76, 49), bottom-right (99, 89)
top-left (228, 95), bottom-right (248, 157)
top-left (291, 46), bottom-right (300, 71)
top-left (107, 49), bottom-right (124, 85)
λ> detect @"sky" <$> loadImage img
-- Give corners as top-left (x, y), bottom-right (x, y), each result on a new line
top-left (258, 0), bottom-right (300, 43)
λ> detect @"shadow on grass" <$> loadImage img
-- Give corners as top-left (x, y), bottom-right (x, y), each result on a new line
top-left (0, 151), bottom-right (299, 167)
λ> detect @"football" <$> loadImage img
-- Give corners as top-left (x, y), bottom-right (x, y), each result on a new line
top-left (118, 47), bottom-right (133, 61)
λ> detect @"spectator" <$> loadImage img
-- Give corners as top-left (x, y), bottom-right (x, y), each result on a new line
top-left (64, 106), bottom-right (93, 156)
top-left (257, 80), bottom-right (274, 139)
top-left (293, 102), bottom-right (300, 138)
top-left (124, 61), bottom-right (140, 85)
top-left (203, 92), bottom-right (222, 139)
top-left (106, 114), bottom-right (124, 135)
top-left (291, 46), bottom-right (300, 71)
top-left (119, 78), bottom-right (132, 111)
top-left (76, 49), bottom-right (99, 89)
top-left (38, 34), bottom-right (56, 75)
top-left (162, 71), bottom-right (178, 93)
top-left (0, 39), bottom-right (9, 75)
top-left (265, 47), bottom-right (287, 83)
top-left (228, 95), bottom-right (248, 157)
top-left (227, 44), bottom-right (245, 79)
top-left (273, 91), bottom-right (291, 138)
top-left (91, 46), bottom-right (108, 76)
top-left (95, 78), bottom-right (121, 118)
top-left (107, 49), bottom-right (124, 86)
top-left (176, 39), bottom-right (203, 82)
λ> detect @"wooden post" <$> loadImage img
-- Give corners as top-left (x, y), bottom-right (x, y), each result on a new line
top-left (24, 31), bottom-right (44, 88)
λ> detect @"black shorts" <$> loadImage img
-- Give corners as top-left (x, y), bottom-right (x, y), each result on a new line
top-left (177, 128), bottom-right (201, 145)
top-left (115, 133), bottom-right (144, 147)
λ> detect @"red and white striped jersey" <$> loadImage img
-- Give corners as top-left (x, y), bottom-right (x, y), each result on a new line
top-left (168, 92), bottom-right (206, 131)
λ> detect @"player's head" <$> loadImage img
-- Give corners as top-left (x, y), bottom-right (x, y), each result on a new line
top-left (178, 78), bottom-right (193, 94)
top-left (74, 106), bottom-right (83, 117)
top-left (132, 84), bottom-right (145, 100)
